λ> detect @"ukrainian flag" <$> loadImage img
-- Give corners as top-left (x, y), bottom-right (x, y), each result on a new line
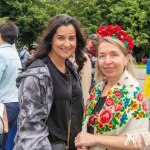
top-left (144, 57), bottom-right (150, 97)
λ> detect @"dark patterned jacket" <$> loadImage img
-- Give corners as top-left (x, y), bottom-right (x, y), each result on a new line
top-left (14, 59), bottom-right (53, 150)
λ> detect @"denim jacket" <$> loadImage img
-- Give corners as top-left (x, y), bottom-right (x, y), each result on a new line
top-left (0, 44), bottom-right (22, 103)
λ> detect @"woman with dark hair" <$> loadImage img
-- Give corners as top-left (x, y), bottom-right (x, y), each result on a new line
top-left (14, 14), bottom-right (86, 150)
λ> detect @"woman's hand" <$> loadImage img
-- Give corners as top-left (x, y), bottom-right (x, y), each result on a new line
top-left (75, 132), bottom-right (96, 148)
top-left (77, 146), bottom-right (89, 150)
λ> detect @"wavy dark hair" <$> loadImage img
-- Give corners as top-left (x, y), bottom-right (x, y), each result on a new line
top-left (26, 14), bottom-right (86, 73)
top-left (0, 21), bottom-right (18, 45)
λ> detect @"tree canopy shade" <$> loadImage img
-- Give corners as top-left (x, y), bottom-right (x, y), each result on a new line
top-left (0, 0), bottom-right (149, 47)
top-left (0, 0), bottom-right (51, 47)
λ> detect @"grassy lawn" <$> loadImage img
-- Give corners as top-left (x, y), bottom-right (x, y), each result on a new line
top-left (135, 63), bottom-right (146, 69)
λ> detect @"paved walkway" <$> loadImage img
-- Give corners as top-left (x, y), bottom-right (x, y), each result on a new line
top-left (136, 68), bottom-right (146, 90)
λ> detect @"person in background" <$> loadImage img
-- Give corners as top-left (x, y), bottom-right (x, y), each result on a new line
top-left (29, 42), bottom-right (39, 56)
top-left (86, 34), bottom-right (98, 91)
top-left (6, 44), bottom-right (19, 150)
top-left (5, 123), bottom-right (17, 150)
top-left (14, 14), bottom-right (86, 150)
top-left (0, 21), bottom-right (21, 150)
top-left (144, 57), bottom-right (150, 119)
top-left (70, 52), bottom-right (92, 104)
top-left (75, 25), bottom-right (150, 150)
top-left (81, 53), bottom-right (92, 104)
top-left (19, 45), bottom-right (30, 67)
top-left (29, 49), bottom-right (36, 55)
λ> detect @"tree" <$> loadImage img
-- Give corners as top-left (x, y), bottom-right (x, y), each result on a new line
top-left (48, 0), bottom-right (150, 45)
top-left (48, 0), bottom-right (101, 34)
top-left (0, 0), bottom-right (149, 47)
top-left (0, 0), bottom-right (51, 48)
top-left (96, 0), bottom-right (150, 45)
top-left (0, 17), bottom-right (9, 23)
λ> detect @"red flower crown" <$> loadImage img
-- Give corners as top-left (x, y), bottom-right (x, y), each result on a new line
top-left (90, 25), bottom-right (134, 54)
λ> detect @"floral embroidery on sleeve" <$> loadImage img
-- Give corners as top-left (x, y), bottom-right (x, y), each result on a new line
top-left (83, 82), bottom-right (148, 134)
top-left (83, 84), bottom-right (101, 122)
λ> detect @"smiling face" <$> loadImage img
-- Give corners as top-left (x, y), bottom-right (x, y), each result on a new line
top-left (50, 24), bottom-right (76, 61)
top-left (97, 41), bottom-right (129, 81)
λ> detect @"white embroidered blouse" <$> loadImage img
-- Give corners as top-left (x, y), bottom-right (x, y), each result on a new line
top-left (82, 70), bottom-right (150, 150)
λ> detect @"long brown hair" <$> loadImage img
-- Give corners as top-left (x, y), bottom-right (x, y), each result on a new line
top-left (25, 14), bottom-right (86, 73)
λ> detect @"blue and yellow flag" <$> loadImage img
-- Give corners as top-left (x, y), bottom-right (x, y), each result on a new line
top-left (144, 57), bottom-right (150, 97)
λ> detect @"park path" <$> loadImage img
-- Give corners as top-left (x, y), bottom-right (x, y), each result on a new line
top-left (136, 68), bottom-right (146, 91)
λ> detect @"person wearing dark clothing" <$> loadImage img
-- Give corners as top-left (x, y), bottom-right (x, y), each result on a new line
top-left (86, 34), bottom-right (98, 91)
top-left (19, 45), bottom-right (30, 67)
top-left (14, 14), bottom-right (86, 150)
top-left (43, 57), bottom-right (83, 150)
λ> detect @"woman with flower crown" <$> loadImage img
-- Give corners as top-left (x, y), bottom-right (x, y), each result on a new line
top-left (75, 25), bottom-right (150, 150)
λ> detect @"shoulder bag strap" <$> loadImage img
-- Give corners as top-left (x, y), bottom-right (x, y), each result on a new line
top-left (66, 72), bottom-right (72, 150)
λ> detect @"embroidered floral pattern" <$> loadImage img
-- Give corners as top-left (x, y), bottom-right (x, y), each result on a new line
top-left (105, 98), bottom-right (114, 107)
top-left (100, 109), bottom-right (113, 124)
top-left (82, 75), bottom-right (148, 134)
top-left (115, 101), bottom-right (123, 111)
top-left (136, 92), bottom-right (144, 102)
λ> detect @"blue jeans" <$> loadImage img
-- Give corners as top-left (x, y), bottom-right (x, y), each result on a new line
top-left (0, 102), bottom-right (19, 150)
top-left (6, 123), bottom-right (17, 150)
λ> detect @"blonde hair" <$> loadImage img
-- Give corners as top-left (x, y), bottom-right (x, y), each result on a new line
top-left (95, 37), bottom-right (136, 82)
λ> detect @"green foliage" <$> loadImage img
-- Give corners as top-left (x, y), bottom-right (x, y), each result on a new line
top-left (0, 17), bottom-right (9, 23)
top-left (0, 0), bottom-right (149, 47)
top-left (96, 0), bottom-right (150, 45)
top-left (52, 0), bottom-right (150, 44)
top-left (135, 63), bottom-right (146, 69)
top-left (50, 0), bottom-right (101, 34)
top-left (0, 0), bottom-right (52, 47)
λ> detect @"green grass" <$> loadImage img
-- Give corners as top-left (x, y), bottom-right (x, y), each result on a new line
top-left (135, 63), bottom-right (146, 69)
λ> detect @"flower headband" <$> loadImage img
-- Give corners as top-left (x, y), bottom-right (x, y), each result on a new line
top-left (90, 25), bottom-right (134, 53)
